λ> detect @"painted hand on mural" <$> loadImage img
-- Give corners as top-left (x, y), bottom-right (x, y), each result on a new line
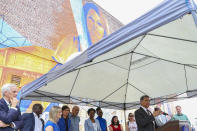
top-left (54, 34), bottom-right (81, 64)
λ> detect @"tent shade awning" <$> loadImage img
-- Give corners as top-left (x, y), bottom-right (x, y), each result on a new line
top-left (20, 0), bottom-right (197, 110)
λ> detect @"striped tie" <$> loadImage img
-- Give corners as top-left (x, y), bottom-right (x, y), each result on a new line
top-left (8, 103), bottom-right (11, 109)
top-left (147, 110), bottom-right (151, 116)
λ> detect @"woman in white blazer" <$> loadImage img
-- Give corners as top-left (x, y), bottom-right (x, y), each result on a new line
top-left (84, 108), bottom-right (102, 131)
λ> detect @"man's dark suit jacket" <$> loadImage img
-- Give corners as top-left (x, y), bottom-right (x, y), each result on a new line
top-left (135, 107), bottom-right (158, 131)
top-left (21, 113), bottom-right (44, 131)
top-left (0, 98), bottom-right (23, 131)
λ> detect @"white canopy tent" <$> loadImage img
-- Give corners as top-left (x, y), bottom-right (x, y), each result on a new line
top-left (20, 0), bottom-right (197, 110)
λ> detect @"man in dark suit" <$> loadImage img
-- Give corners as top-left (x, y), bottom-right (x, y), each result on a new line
top-left (21, 103), bottom-right (44, 131)
top-left (0, 83), bottom-right (23, 131)
top-left (135, 95), bottom-right (161, 131)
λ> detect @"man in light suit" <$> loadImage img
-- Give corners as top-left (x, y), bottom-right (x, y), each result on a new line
top-left (135, 95), bottom-right (160, 131)
top-left (21, 103), bottom-right (44, 131)
top-left (0, 83), bottom-right (23, 131)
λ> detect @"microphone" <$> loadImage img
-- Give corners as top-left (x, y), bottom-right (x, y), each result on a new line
top-left (162, 112), bottom-right (168, 115)
top-left (154, 107), bottom-right (168, 115)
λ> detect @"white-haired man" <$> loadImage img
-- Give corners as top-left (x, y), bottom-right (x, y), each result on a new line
top-left (0, 83), bottom-right (23, 131)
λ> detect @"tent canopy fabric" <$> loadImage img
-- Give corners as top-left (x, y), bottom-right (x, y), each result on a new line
top-left (20, 0), bottom-right (197, 110)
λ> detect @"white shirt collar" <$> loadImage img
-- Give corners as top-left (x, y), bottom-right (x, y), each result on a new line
top-left (33, 112), bottom-right (39, 118)
top-left (140, 106), bottom-right (148, 113)
top-left (3, 97), bottom-right (10, 105)
top-left (33, 112), bottom-right (43, 131)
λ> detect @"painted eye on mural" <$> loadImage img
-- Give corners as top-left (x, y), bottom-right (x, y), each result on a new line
top-left (88, 16), bottom-right (95, 22)
top-left (97, 21), bottom-right (102, 26)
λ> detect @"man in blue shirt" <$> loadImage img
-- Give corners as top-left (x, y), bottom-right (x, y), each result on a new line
top-left (70, 106), bottom-right (80, 131)
top-left (96, 107), bottom-right (107, 131)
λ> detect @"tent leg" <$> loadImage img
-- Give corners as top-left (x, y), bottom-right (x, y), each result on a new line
top-left (19, 98), bottom-right (22, 107)
top-left (124, 103), bottom-right (127, 130)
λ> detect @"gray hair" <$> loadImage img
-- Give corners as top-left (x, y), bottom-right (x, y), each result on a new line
top-left (176, 105), bottom-right (181, 109)
top-left (1, 83), bottom-right (17, 96)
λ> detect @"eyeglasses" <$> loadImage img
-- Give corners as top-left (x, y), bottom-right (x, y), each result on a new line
top-left (129, 115), bottom-right (134, 117)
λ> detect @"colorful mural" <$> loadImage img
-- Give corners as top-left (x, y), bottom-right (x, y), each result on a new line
top-left (0, 16), bottom-right (56, 92)
top-left (0, 0), bottom-right (115, 114)
top-left (1, 1), bottom-right (181, 130)
top-left (0, 14), bottom-right (58, 112)
top-left (0, 0), bottom-right (123, 130)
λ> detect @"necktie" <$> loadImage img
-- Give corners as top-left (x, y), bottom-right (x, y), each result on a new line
top-left (147, 110), bottom-right (151, 116)
top-left (8, 103), bottom-right (11, 109)
top-left (147, 109), bottom-right (156, 129)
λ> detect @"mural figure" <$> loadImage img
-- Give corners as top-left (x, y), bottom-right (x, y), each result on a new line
top-left (83, 2), bottom-right (109, 47)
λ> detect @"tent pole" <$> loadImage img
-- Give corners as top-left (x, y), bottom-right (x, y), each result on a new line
top-left (19, 98), bottom-right (22, 108)
top-left (124, 103), bottom-right (127, 129)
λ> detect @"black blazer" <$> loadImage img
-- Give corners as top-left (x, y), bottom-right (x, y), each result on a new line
top-left (135, 107), bottom-right (158, 131)
top-left (21, 113), bottom-right (44, 131)
top-left (0, 98), bottom-right (23, 131)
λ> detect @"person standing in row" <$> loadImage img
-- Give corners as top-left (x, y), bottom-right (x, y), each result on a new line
top-left (171, 105), bottom-right (190, 125)
top-left (109, 116), bottom-right (123, 131)
top-left (84, 108), bottom-right (101, 131)
top-left (0, 83), bottom-right (23, 131)
top-left (70, 106), bottom-right (80, 131)
top-left (96, 107), bottom-right (107, 131)
top-left (45, 106), bottom-right (62, 131)
top-left (154, 107), bottom-right (168, 127)
top-left (21, 103), bottom-right (44, 131)
top-left (58, 105), bottom-right (71, 131)
top-left (126, 113), bottom-right (137, 131)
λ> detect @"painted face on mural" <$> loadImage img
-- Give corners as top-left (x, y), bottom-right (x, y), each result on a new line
top-left (87, 9), bottom-right (105, 45)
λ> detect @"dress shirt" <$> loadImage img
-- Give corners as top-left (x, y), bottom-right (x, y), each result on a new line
top-left (3, 98), bottom-right (17, 110)
top-left (96, 117), bottom-right (107, 131)
top-left (140, 106), bottom-right (149, 114)
top-left (33, 113), bottom-right (43, 131)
